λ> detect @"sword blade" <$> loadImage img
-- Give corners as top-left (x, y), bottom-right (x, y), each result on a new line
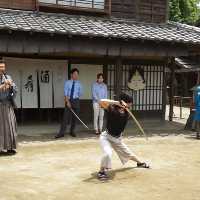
top-left (70, 108), bottom-right (89, 130)
top-left (125, 108), bottom-right (148, 141)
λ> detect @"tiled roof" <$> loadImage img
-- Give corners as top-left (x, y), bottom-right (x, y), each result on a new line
top-left (0, 8), bottom-right (200, 45)
top-left (175, 57), bottom-right (200, 73)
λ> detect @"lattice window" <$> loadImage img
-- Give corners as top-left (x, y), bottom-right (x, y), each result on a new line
top-left (107, 64), bottom-right (165, 111)
top-left (39, 0), bottom-right (105, 10)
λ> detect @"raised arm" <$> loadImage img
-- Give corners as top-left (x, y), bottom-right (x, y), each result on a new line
top-left (99, 99), bottom-right (120, 110)
top-left (99, 99), bottom-right (129, 110)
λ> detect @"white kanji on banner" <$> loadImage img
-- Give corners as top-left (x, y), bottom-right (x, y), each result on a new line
top-left (5, 57), bottom-right (68, 109)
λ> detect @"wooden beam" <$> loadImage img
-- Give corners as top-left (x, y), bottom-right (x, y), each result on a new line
top-left (165, 0), bottom-right (169, 22)
top-left (0, 31), bottom-right (194, 58)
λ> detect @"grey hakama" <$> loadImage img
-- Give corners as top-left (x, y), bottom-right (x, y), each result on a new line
top-left (0, 75), bottom-right (17, 151)
top-left (100, 131), bottom-right (139, 169)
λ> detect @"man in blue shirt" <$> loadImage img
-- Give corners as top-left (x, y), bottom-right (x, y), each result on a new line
top-left (92, 73), bottom-right (107, 134)
top-left (55, 68), bottom-right (83, 138)
top-left (194, 85), bottom-right (200, 139)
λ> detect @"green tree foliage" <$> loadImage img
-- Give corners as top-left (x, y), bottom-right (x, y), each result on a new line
top-left (169, 0), bottom-right (200, 25)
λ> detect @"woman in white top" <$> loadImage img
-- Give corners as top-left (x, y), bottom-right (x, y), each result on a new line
top-left (91, 73), bottom-right (107, 134)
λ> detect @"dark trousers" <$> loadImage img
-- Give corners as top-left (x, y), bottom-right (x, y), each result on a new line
top-left (58, 99), bottom-right (80, 135)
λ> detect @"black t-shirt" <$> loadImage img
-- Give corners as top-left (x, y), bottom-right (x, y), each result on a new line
top-left (106, 105), bottom-right (129, 138)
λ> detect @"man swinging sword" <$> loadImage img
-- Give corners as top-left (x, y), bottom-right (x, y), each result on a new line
top-left (98, 93), bottom-right (150, 180)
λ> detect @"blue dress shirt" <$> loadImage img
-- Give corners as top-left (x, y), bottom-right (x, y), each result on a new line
top-left (92, 82), bottom-right (107, 103)
top-left (64, 80), bottom-right (83, 99)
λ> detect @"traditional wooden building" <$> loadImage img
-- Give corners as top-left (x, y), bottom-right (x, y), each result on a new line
top-left (168, 57), bottom-right (200, 98)
top-left (0, 0), bottom-right (200, 123)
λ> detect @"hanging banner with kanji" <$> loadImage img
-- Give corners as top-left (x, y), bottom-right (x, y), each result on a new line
top-left (39, 68), bottom-right (53, 108)
top-left (21, 67), bottom-right (38, 108)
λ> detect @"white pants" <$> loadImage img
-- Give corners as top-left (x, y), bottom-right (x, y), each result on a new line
top-left (93, 102), bottom-right (104, 132)
top-left (100, 131), bottom-right (138, 169)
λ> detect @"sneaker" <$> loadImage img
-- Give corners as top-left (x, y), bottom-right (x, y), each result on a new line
top-left (97, 171), bottom-right (108, 179)
top-left (137, 162), bottom-right (150, 168)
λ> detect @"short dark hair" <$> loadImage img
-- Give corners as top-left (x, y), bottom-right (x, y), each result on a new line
top-left (70, 68), bottom-right (79, 75)
top-left (119, 93), bottom-right (133, 103)
top-left (97, 73), bottom-right (103, 79)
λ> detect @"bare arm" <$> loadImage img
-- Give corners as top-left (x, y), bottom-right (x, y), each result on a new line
top-left (99, 99), bottom-right (129, 110)
top-left (99, 99), bottom-right (120, 110)
top-left (64, 96), bottom-right (71, 108)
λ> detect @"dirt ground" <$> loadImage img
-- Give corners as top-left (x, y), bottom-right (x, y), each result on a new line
top-left (0, 134), bottom-right (200, 200)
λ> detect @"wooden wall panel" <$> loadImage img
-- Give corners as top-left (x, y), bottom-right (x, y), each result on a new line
top-left (111, 0), bottom-right (168, 23)
top-left (0, 0), bottom-right (168, 23)
top-left (111, 0), bottom-right (137, 19)
top-left (0, 0), bottom-right (35, 10)
top-left (138, 0), bottom-right (168, 23)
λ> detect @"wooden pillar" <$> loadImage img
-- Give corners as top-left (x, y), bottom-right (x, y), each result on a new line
top-left (169, 58), bottom-right (175, 121)
top-left (197, 71), bottom-right (200, 85)
top-left (19, 70), bottom-right (24, 125)
top-left (161, 59), bottom-right (167, 121)
top-left (20, 108), bottom-right (24, 125)
top-left (166, 0), bottom-right (170, 21)
top-left (35, 0), bottom-right (39, 11)
top-left (183, 73), bottom-right (188, 96)
top-left (68, 60), bottom-right (71, 79)
top-left (103, 64), bottom-right (108, 84)
top-left (114, 57), bottom-right (123, 100)
top-left (135, 0), bottom-right (140, 21)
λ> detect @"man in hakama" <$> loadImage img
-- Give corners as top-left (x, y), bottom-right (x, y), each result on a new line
top-left (0, 62), bottom-right (18, 155)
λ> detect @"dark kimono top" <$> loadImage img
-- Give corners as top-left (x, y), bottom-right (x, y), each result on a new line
top-left (0, 74), bottom-right (17, 102)
top-left (106, 104), bottom-right (129, 138)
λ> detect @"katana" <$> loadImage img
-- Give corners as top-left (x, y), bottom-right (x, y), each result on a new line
top-left (101, 99), bottom-right (148, 140)
top-left (69, 108), bottom-right (90, 130)
top-left (125, 107), bottom-right (148, 141)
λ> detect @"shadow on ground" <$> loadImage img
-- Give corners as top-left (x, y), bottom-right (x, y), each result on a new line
top-left (17, 120), bottom-right (193, 143)
top-left (83, 167), bottom-right (137, 183)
